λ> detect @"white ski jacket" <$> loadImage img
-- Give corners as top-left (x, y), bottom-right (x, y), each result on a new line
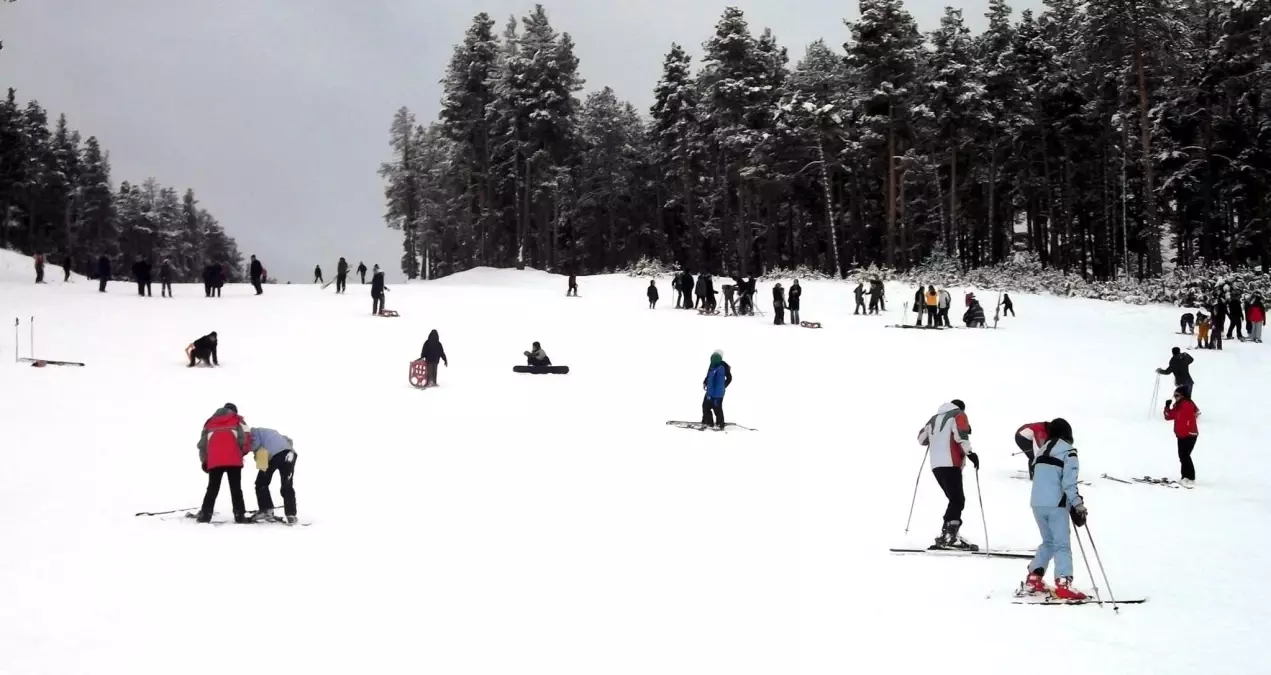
top-left (917, 402), bottom-right (973, 469)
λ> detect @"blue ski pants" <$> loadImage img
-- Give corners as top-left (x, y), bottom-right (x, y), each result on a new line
top-left (1029, 506), bottom-right (1073, 579)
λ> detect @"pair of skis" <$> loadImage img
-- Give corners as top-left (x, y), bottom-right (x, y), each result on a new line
top-left (666, 420), bottom-right (756, 432)
top-left (1102, 474), bottom-right (1191, 489)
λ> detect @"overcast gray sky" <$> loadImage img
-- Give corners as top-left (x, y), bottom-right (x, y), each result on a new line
top-left (3, 0), bottom-right (1039, 282)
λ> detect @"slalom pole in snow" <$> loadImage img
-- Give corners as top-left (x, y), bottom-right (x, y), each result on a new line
top-left (975, 467), bottom-right (989, 555)
top-left (903, 446), bottom-right (929, 534)
top-left (1071, 520), bottom-right (1105, 609)
top-left (1148, 374), bottom-right (1161, 419)
top-left (30, 316), bottom-right (35, 360)
top-left (13, 318), bottom-right (17, 363)
top-left (1083, 523), bottom-right (1120, 612)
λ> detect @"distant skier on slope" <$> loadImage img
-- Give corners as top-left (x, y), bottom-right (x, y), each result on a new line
top-left (249, 426), bottom-right (299, 524)
top-left (1164, 386), bottom-right (1200, 486)
top-left (357, 261), bottom-right (368, 284)
top-left (186, 332), bottom-right (220, 367)
top-left (195, 403), bottom-right (251, 524)
top-left (1014, 421), bottom-right (1049, 479)
top-left (1155, 347), bottom-right (1194, 398)
top-left (701, 350), bottom-right (731, 429)
top-left (419, 329), bottom-right (448, 386)
top-left (915, 399), bottom-right (979, 550)
top-left (1020, 417), bottom-right (1088, 600)
top-left (524, 342), bottom-right (551, 367)
top-left (1000, 293), bottom-right (1015, 317)
top-left (336, 257), bottom-right (349, 293)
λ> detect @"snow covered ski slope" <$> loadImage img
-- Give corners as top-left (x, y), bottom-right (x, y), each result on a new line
top-left (1, 264), bottom-right (1268, 675)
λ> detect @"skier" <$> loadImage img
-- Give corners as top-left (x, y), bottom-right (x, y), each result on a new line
top-left (155, 260), bottom-right (171, 297)
top-left (742, 277), bottom-right (757, 315)
top-left (34, 253), bottom-right (45, 283)
top-left (1227, 293), bottom-right (1244, 340)
top-left (673, 272), bottom-right (685, 308)
top-left (249, 426), bottom-right (298, 524)
top-left (314, 265), bottom-right (323, 284)
top-left (701, 350), bottom-right (730, 429)
top-left (567, 274), bottom-right (578, 297)
top-left (62, 255), bottom-right (72, 282)
top-left (722, 283), bottom-right (736, 316)
top-left (1000, 293), bottom-right (1015, 317)
top-left (682, 272), bottom-right (696, 310)
top-left (773, 283), bottom-right (786, 325)
top-left (1249, 296), bottom-right (1265, 343)
top-left (419, 329), bottom-right (448, 386)
top-left (1021, 418), bottom-right (1088, 600)
top-left (704, 273), bottom-right (717, 312)
top-left (915, 399), bottom-right (979, 549)
top-left (788, 280), bottom-right (802, 325)
top-left (853, 282), bottom-right (866, 315)
top-left (1155, 347), bottom-right (1194, 398)
top-left (524, 342), bottom-right (551, 367)
top-left (1164, 386), bottom-right (1200, 486)
top-left (96, 254), bottom-right (110, 293)
top-left (357, 261), bottom-right (368, 284)
top-left (249, 255), bottom-right (264, 295)
top-left (336, 257), bottom-right (349, 293)
top-left (187, 331), bottom-right (220, 367)
top-left (938, 287), bottom-right (952, 327)
top-left (370, 265), bottom-right (387, 315)
top-left (1014, 421), bottom-right (1049, 479)
top-left (695, 273), bottom-right (708, 310)
top-left (1180, 312), bottom-right (1195, 334)
top-left (647, 280), bottom-right (658, 309)
top-left (1209, 301), bottom-right (1226, 349)
top-left (195, 403), bottom-right (251, 524)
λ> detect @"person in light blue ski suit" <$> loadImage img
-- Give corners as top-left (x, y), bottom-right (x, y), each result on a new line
top-left (249, 427), bottom-right (298, 524)
top-left (1022, 418), bottom-right (1088, 600)
top-left (702, 351), bottom-right (730, 429)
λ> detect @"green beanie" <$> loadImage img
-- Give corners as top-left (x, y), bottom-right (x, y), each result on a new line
top-left (710, 352), bottom-right (722, 366)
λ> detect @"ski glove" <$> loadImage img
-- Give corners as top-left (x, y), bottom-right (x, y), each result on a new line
top-left (1070, 503), bottom-right (1088, 527)
top-left (966, 452), bottom-right (980, 470)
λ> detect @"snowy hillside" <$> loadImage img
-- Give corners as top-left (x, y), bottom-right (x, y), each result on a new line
top-left (0, 248), bottom-right (85, 284)
top-left (0, 265), bottom-right (1267, 675)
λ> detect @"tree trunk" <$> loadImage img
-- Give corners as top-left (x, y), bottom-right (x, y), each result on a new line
top-left (1134, 36), bottom-right (1161, 275)
top-left (816, 139), bottom-right (842, 278)
top-left (886, 104), bottom-right (897, 268)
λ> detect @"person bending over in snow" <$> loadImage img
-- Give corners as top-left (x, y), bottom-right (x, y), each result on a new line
top-left (525, 342), bottom-right (551, 367)
top-left (1021, 418), bottom-right (1088, 600)
top-left (1155, 347), bottom-right (1194, 398)
top-left (1014, 421), bottom-right (1049, 479)
top-left (187, 332), bottom-right (219, 367)
top-left (420, 329), bottom-right (448, 386)
top-left (916, 399), bottom-right (979, 550)
top-left (195, 403), bottom-right (252, 524)
top-left (1180, 312), bottom-right (1195, 335)
top-left (702, 350), bottom-right (731, 429)
top-left (249, 426), bottom-right (299, 524)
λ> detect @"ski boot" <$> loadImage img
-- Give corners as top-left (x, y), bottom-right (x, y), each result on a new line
top-left (233, 512), bottom-right (251, 524)
top-left (250, 508), bottom-right (276, 523)
top-left (934, 520), bottom-right (978, 551)
top-left (194, 511), bottom-right (212, 524)
top-left (285, 515), bottom-right (299, 526)
top-left (1052, 577), bottom-right (1088, 601)
top-left (1019, 569), bottom-right (1049, 596)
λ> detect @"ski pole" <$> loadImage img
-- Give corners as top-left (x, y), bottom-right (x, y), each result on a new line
top-left (1083, 522), bottom-right (1121, 612)
top-left (13, 317), bottom-right (17, 363)
top-left (1148, 373), bottom-right (1161, 419)
top-left (903, 446), bottom-right (929, 534)
top-left (1071, 519), bottom-right (1105, 609)
top-left (134, 506), bottom-right (201, 517)
top-left (975, 467), bottom-right (989, 555)
top-left (30, 316), bottom-right (35, 360)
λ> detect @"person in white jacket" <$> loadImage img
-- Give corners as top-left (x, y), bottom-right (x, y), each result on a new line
top-left (937, 289), bottom-right (952, 327)
top-left (916, 399), bottom-right (980, 549)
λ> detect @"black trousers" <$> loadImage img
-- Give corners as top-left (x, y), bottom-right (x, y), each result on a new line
top-left (701, 395), bottom-right (725, 426)
top-left (1003, 305), bottom-right (1015, 316)
top-left (1176, 383), bottom-right (1193, 398)
top-left (63, 268), bottom-right (70, 282)
top-left (137, 281), bottom-right (152, 296)
top-left (1015, 433), bottom-right (1036, 478)
top-left (939, 308), bottom-right (951, 327)
top-left (774, 305), bottom-right (784, 325)
top-left (1228, 318), bottom-right (1244, 339)
top-left (372, 293), bottom-right (384, 314)
top-left (360, 272), bottom-right (366, 284)
top-left (252, 278), bottom-right (263, 294)
top-left (189, 347), bottom-right (213, 367)
top-left (256, 451), bottom-right (297, 516)
top-left (1177, 436), bottom-right (1197, 481)
top-left (99, 278), bottom-right (107, 292)
top-left (336, 275), bottom-right (346, 293)
top-left (161, 281), bottom-right (172, 297)
top-left (855, 298), bottom-right (866, 314)
top-left (201, 467), bottom-right (246, 516)
top-left (425, 360), bottom-right (439, 385)
top-left (932, 466), bottom-right (966, 525)
top-left (35, 266), bottom-right (44, 283)
top-left (649, 299), bottom-right (657, 309)
top-left (315, 274), bottom-right (323, 283)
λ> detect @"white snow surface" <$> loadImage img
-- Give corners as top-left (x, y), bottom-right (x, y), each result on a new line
top-left (1, 263), bottom-right (1268, 675)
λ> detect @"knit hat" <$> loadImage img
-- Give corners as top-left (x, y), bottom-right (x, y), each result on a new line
top-left (951, 399), bottom-right (966, 411)
top-left (710, 351), bottom-right (722, 366)
top-left (1049, 418), bottom-right (1073, 443)
top-left (223, 402), bottom-right (238, 414)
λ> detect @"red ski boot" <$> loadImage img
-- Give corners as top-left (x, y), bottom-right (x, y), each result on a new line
top-left (1021, 570), bottom-right (1049, 595)
top-left (1052, 577), bottom-right (1088, 601)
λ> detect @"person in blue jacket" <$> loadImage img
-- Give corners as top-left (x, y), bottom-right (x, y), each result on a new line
top-left (701, 350), bottom-right (731, 429)
top-left (1021, 418), bottom-right (1088, 600)
top-left (249, 426), bottom-right (299, 524)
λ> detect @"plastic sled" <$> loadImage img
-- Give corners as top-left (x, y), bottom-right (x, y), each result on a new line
top-left (800, 321), bottom-right (823, 329)
top-left (513, 365), bottom-right (570, 375)
top-left (378, 309), bottom-right (400, 317)
top-left (409, 359), bottom-right (428, 388)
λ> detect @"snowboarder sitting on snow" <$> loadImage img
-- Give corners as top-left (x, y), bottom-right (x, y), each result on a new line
top-left (916, 399), bottom-right (979, 550)
top-left (1180, 312), bottom-right (1195, 334)
top-left (1156, 347), bottom-right (1194, 398)
top-left (420, 329), bottom-right (448, 386)
top-left (195, 403), bottom-right (252, 524)
top-left (187, 332), bottom-right (219, 367)
top-left (1014, 421), bottom-right (1049, 479)
top-left (702, 350), bottom-right (731, 429)
top-left (525, 342), bottom-right (551, 367)
top-left (1022, 417), bottom-right (1088, 601)
top-left (249, 426), bottom-right (298, 524)
top-left (963, 298), bottom-right (986, 327)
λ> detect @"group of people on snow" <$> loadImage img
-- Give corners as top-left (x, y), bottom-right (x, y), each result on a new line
top-left (194, 403), bottom-right (298, 525)
top-left (315, 258), bottom-right (361, 294)
top-left (1181, 288), bottom-right (1265, 348)
top-left (852, 279), bottom-right (887, 315)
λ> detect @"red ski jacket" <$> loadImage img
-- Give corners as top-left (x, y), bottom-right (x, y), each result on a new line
top-left (1016, 422), bottom-right (1049, 448)
top-left (1250, 305), bottom-right (1265, 324)
top-left (199, 411), bottom-right (251, 470)
top-left (1164, 399), bottom-right (1199, 438)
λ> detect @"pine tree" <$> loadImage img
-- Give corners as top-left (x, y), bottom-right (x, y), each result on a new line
top-left (378, 107), bottom-right (421, 278)
top-left (649, 43), bottom-right (702, 269)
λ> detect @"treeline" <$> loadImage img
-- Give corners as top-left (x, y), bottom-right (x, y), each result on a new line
top-left (0, 89), bottom-right (244, 281)
top-left (381, 0), bottom-right (1271, 281)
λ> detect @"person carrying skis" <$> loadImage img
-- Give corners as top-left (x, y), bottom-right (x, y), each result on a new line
top-left (854, 282), bottom-right (867, 315)
top-left (702, 350), bottom-right (731, 429)
top-left (248, 426), bottom-right (298, 524)
top-left (1164, 386), bottom-right (1200, 486)
top-left (419, 329), bottom-right (448, 386)
top-left (525, 342), bottom-right (551, 367)
top-left (915, 399), bottom-right (979, 549)
top-left (788, 280), bottom-right (802, 324)
top-left (186, 331), bottom-right (220, 367)
top-left (357, 261), bottom-right (368, 284)
top-left (314, 265), bottom-right (323, 284)
top-left (1155, 347), bottom-right (1194, 398)
top-left (1021, 418), bottom-right (1088, 600)
top-left (773, 283), bottom-right (786, 325)
top-left (370, 265), bottom-right (387, 315)
top-left (195, 403), bottom-right (252, 524)
top-left (336, 257), bottom-right (349, 293)
top-left (647, 280), bottom-right (659, 309)
top-left (1014, 421), bottom-right (1049, 479)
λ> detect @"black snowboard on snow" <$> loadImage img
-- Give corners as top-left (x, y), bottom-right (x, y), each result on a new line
top-left (513, 365), bottom-right (570, 375)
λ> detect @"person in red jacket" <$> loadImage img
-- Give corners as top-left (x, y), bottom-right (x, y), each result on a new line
top-left (1249, 296), bottom-right (1265, 343)
top-left (1014, 421), bottom-right (1049, 479)
top-left (1163, 386), bottom-right (1200, 486)
top-left (195, 403), bottom-right (253, 523)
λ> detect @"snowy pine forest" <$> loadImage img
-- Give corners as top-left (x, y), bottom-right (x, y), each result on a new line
top-left (0, 90), bottom-right (244, 281)
top-left (381, 0), bottom-right (1271, 291)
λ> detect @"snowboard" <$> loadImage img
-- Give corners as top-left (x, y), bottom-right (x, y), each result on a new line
top-left (513, 365), bottom-right (570, 375)
top-left (888, 546), bottom-right (1035, 560)
top-left (665, 420), bottom-right (756, 432)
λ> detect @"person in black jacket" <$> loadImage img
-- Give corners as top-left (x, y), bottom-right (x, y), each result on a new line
top-left (419, 329), bottom-right (448, 386)
top-left (63, 255), bottom-right (73, 282)
top-left (314, 265), bottom-right (323, 284)
top-left (854, 283), bottom-right (866, 315)
top-left (336, 257), bottom-right (349, 293)
top-left (249, 255), bottom-right (264, 295)
top-left (1001, 293), bottom-right (1015, 317)
top-left (788, 280), bottom-right (802, 324)
top-left (357, 261), bottom-right (368, 284)
top-left (773, 283), bottom-right (786, 325)
top-left (96, 254), bottom-right (111, 293)
top-left (1227, 294), bottom-right (1244, 340)
top-left (187, 332), bottom-right (219, 367)
top-left (132, 258), bottom-right (153, 297)
top-left (370, 265), bottom-right (387, 314)
top-left (567, 274), bottom-right (578, 297)
top-left (647, 280), bottom-right (658, 309)
top-left (1209, 301), bottom-right (1226, 350)
top-left (1156, 347), bottom-right (1195, 398)
top-left (159, 260), bottom-right (174, 297)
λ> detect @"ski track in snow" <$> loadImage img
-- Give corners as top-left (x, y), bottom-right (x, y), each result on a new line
top-left (0, 255), bottom-right (1267, 674)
